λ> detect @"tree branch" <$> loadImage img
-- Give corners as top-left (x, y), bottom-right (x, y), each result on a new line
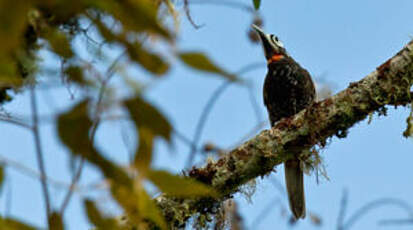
top-left (30, 86), bottom-right (51, 227)
top-left (153, 40), bottom-right (413, 228)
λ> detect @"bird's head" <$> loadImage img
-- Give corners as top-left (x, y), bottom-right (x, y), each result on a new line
top-left (252, 24), bottom-right (287, 64)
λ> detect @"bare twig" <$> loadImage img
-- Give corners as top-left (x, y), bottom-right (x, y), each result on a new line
top-left (342, 198), bottom-right (413, 230)
top-left (189, 0), bottom-right (254, 13)
top-left (4, 177), bottom-right (11, 217)
top-left (379, 218), bottom-right (413, 226)
top-left (337, 189), bottom-right (348, 230)
top-left (236, 62), bottom-right (264, 76)
top-left (30, 86), bottom-right (51, 227)
top-left (269, 176), bottom-right (286, 196)
top-left (0, 116), bottom-right (32, 130)
top-left (0, 155), bottom-right (105, 192)
top-left (185, 62), bottom-right (264, 168)
top-left (173, 128), bottom-right (199, 152)
top-left (59, 50), bottom-right (126, 215)
top-left (183, 0), bottom-right (204, 29)
top-left (120, 121), bottom-right (135, 164)
top-left (227, 120), bottom-right (267, 150)
top-left (185, 80), bottom-right (231, 168)
top-left (250, 196), bottom-right (282, 228)
top-left (0, 156), bottom-right (72, 190)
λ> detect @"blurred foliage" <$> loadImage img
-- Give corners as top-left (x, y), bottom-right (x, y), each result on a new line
top-left (0, 0), bottom-right (237, 103)
top-left (147, 170), bottom-right (218, 198)
top-left (178, 52), bottom-right (237, 81)
top-left (253, 0), bottom-right (261, 10)
top-left (84, 199), bottom-right (123, 230)
top-left (0, 0), bottom-right (234, 228)
top-left (0, 217), bottom-right (37, 230)
top-left (124, 96), bottom-right (172, 171)
top-left (48, 212), bottom-right (64, 230)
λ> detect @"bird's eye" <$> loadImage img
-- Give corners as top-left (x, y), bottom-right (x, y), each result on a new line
top-left (271, 35), bottom-right (284, 47)
top-left (269, 35), bottom-right (277, 42)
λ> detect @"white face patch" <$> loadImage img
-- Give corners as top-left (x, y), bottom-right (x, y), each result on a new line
top-left (269, 34), bottom-right (284, 48)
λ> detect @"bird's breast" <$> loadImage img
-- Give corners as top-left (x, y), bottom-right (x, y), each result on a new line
top-left (263, 61), bottom-right (315, 124)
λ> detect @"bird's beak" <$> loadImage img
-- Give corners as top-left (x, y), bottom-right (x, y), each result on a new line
top-left (252, 24), bottom-right (274, 60)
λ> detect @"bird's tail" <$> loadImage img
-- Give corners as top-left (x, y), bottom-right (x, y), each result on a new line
top-left (284, 159), bottom-right (306, 219)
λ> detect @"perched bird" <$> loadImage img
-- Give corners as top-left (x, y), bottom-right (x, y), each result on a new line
top-left (252, 25), bottom-right (315, 219)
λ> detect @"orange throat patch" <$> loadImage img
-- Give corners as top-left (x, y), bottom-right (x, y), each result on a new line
top-left (267, 54), bottom-right (284, 64)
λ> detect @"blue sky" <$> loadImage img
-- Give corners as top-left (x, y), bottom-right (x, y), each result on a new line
top-left (1, 0), bottom-right (413, 229)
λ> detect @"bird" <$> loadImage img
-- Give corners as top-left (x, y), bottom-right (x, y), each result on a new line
top-left (252, 25), bottom-right (316, 219)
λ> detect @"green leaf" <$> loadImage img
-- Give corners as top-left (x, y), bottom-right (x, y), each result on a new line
top-left (57, 100), bottom-right (94, 154)
top-left (44, 30), bottom-right (74, 59)
top-left (147, 170), bottom-right (218, 198)
top-left (92, 18), bottom-right (117, 43)
top-left (109, 185), bottom-right (141, 226)
top-left (137, 187), bottom-right (167, 230)
top-left (57, 100), bottom-right (131, 187)
top-left (135, 128), bottom-right (154, 170)
top-left (108, 185), bottom-right (167, 229)
top-left (48, 212), bottom-right (64, 230)
top-left (0, 217), bottom-right (37, 230)
top-left (92, 18), bottom-right (169, 76)
top-left (253, 0), bottom-right (261, 10)
top-left (0, 57), bottom-right (23, 87)
top-left (127, 44), bottom-right (169, 75)
top-left (124, 97), bottom-right (172, 169)
top-left (0, 1), bottom-right (30, 52)
top-left (178, 52), bottom-right (237, 81)
top-left (92, 0), bottom-right (171, 39)
top-left (64, 65), bottom-right (85, 85)
top-left (84, 200), bottom-right (119, 230)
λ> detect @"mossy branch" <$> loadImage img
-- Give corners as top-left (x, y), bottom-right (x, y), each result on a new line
top-left (151, 40), bottom-right (413, 228)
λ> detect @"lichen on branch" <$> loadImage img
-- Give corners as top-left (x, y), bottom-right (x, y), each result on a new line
top-left (154, 40), bottom-right (413, 228)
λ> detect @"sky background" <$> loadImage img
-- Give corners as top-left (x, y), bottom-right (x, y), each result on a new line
top-left (1, 0), bottom-right (413, 229)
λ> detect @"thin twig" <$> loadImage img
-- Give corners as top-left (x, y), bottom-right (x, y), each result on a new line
top-left (0, 116), bottom-right (32, 130)
top-left (236, 62), bottom-right (263, 76)
top-left (189, 0), bottom-right (254, 13)
top-left (0, 156), bottom-right (74, 190)
top-left (59, 159), bottom-right (85, 214)
top-left (337, 189), bottom-right (348, 230)
top-left (185, 81), bottom-right (231, 168)
top-left (379, 218), bottom-right (413, 225)
top-left (60, 120), bottom-right (100, 214)
top-left (30, 86), bottom-right (51, 227)
top-left (0, 155), bottom-right (104, 192)
top-left (250, 196), bottom-right (282, 228)
top-left (185, 62), bottom-right (264, 168)
top-left (342, 198), bottom-right (413, 230)
top-left (120, 121), bottom-right (135, 164)
top-left (4, 176), bottom-right (11, 217)
top-left (269, 176), bottom-right (286, 196)
top-left (248, 175), bottom-right (290, 227)
top-left (227, 120), bottom-right (267, 150)
top-left (59, 50), bottom-right (126, 215)
top-left (173, 128), bottom-right (198, 151)
top-left (183, 0), bottom-right (204, 29)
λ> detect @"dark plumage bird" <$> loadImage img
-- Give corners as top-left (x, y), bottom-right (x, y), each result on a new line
top-left (253, 25), bottom-right (315, 219)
